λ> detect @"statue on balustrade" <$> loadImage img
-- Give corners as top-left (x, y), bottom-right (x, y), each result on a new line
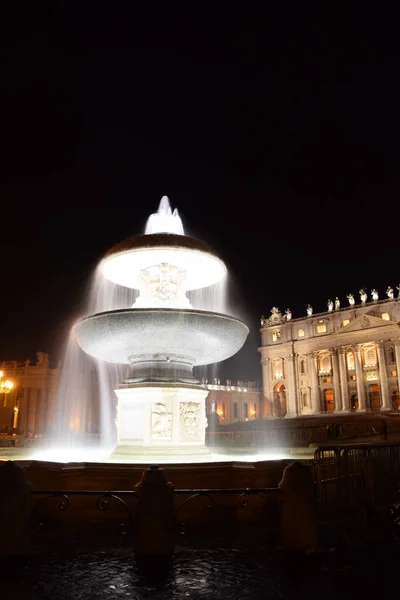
top-left (359, 289), bottom-right (368, 305)
top-left (285, 308), bottom-right (292, 322)
top-left (346, 293), bottom-right (355, 306)
top-left (371, 289), bottom-right (379, 302)
top-left (387, 286), bottom-right (394, 299)
top-left (327, 299), bottom-right (334, 312)
top-left (335, 297), bottom-right (340, 310)
top-left (306, 304), bottom-right (313, 317)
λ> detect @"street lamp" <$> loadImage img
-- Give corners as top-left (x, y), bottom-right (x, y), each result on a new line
top-left (0, 370), bottom-right (14, 395)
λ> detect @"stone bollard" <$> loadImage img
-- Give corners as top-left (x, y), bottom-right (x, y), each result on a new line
top-left (278, 461), bottom-right (318, 554)
top-left (134, 464), bottom-right (175, 559)
top-left (0, 461), bottom-right (31, 557)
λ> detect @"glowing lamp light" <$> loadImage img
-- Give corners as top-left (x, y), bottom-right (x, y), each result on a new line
top-left (0, 377), bottom-right (13, 394)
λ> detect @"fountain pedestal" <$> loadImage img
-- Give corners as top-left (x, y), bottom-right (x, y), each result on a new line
top-left (113, 383), bottom-right (209, 456)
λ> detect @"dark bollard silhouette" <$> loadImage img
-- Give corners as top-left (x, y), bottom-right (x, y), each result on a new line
top-left (278, 461), bottom-right (318, 555)
top-left (134, 464), bottom-right (175, 581)
top-left (134, 464), bottom-right (175, 555)
top-left (0, 461), bottom-right (31, 558)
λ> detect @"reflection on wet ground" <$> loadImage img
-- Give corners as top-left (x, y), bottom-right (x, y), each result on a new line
top-left (1, 528), bottom-right (398, 599)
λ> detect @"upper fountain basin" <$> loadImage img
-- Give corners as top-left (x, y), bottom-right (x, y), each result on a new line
top-left (74, 308), bottom-right (249, 366)
top-left (102, 233), bottom-right (226, 291)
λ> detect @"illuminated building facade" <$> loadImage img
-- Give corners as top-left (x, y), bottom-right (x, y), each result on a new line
top-left (259, 293), bottom-right (400, 418)
top-left (0, 352), bottom-right (60, 433)
top-left (204, 379), bottom-right (261, 424)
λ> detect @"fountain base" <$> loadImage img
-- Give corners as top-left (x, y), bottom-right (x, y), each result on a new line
top-left (113, 383), bottom-right (209, 457)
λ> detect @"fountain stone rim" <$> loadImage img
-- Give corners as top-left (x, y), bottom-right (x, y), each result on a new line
top-left (73, 307), bottom-right (249, 369)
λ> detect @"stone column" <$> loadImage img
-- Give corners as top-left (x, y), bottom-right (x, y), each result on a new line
top-left (285, 354), bottom-right (298, 418)
top-left (354, 345), bottom-right (366, 411)
top-left (18, 388), bottom-right (29, 433)
top-left (393, 340), bottom-right (400, 399)
top-left (338, 349), bottom-right (350, 412)
top-left (331, 348), bottom-right (342, 412)
top-left (261, 356), bottom-right (272, 418)
top-left (307, 352), bottom-right (321, 414)
top-left (377, 341), bottom-right (391, 411)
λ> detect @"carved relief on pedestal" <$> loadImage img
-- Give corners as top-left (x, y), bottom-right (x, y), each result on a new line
top-left (151, 402), bottom-right (172, 440)
top-left (179, 401), bottom-right (201, 442)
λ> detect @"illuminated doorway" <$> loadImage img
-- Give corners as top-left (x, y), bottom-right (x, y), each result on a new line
top-left (324, 388), bottom-right (334, 412)
top-left (273, 383), bottom-right (287, 418)
top-left (368, 384), bottom-right (381, 410)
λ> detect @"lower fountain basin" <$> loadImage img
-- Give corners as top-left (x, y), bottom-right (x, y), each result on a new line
top-left (74, 308), bottom-right (249, 381)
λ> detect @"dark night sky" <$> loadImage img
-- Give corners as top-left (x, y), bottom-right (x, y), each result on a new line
top-left (0, 3), bottom-right (399, 380)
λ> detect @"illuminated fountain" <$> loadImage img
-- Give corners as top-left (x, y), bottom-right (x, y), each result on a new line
top-left (74, 197), bottom-right (249, 458)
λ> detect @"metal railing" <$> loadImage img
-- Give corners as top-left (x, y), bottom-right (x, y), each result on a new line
top-left (30, 487), bottom-right (282, 534)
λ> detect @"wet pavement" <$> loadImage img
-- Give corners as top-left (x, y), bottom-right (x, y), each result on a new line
top-left (1, 528), bottom-right (399, 600)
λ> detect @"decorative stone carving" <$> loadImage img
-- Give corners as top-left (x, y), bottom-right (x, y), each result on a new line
top-left (151, 403), bottom-right (172, 440)
top-left (364, 369), bottom-right (379, 381)
top-left (264, 307), bottom-right (283, 327)
top-left (306, 304), bottom-right (313, 317)
top-left (36, 351), bottom-right (49, 368)
top-left (285, 308), bottom-right (292, 322)
top-left (335, 297), bottom-right (340, 310)
top-left (327, 299), bottom-right (334, 312)
top-left (261, 315), bottom-right (266, 327)
top-left (360, 316), bottom-right (370, 329)
top-left (286, 353), bottom-right (295, 362)
top-left (371, 289), bottom-right (379, 302)
top-left (179, 402), bottom-right (201, 441)
top-left (138, 262), bottom-right (190, 308)
top-left (397, 284), bottom-right (400, 299)
top-left (359, 289), bottom-right (368, 305)
top-left (387, 286), bottom-right (394, 299)
top-left (347, 293), bottom-right (355, 306)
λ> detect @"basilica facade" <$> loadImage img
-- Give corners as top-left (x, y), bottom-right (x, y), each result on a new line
top-left (259, 293), bottom-right (400, 418)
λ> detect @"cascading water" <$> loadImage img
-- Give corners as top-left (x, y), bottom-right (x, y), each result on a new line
top-left (48, 197), bottom-right (236, 456)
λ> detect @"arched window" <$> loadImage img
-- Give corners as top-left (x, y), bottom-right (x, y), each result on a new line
top-left (300, 359), bottom-right (306, 374)
top-left (273, 359), bottom-right (284, 380)
top-left (365, 348), bottom-right (376, 367)
top-left (347, 352), bottom-right (355, 370)
top-left (388, 347), bottom-right (395, 364)
top-left (321, 355), bottom-right (331, 372)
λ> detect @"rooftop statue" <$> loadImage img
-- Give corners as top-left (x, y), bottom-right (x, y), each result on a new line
top-left (359, 289), bottom-right (367, 305)
top-left (371, 289), bottom-right (379, 302)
